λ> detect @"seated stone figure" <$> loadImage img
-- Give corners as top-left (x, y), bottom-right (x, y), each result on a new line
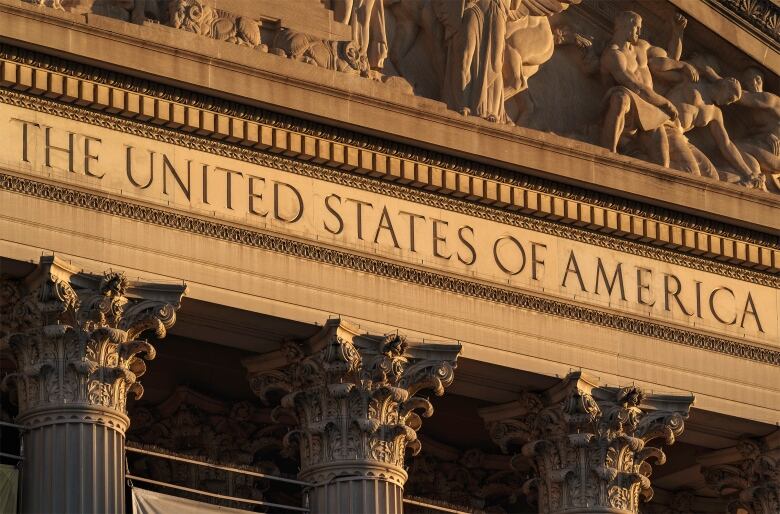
top-left (664, 77), bottom-right (765, 189)
top-left (600, 11), bottom-right (686, 168)
top-left (734, 67), bottom-right (780, 191)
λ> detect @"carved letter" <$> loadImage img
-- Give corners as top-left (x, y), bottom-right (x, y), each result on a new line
top-left (493, 236), bottom-right (526, 276)
top-left (10, 118), bottom-right (37, 163)
top-left (709, 287), bottom-right (737, 325)
top-left (217, 167), bottom-right (243, 210)
top-left (162, 154), bottom-right (191, 200)
top-left (324, 194), bottom-right (344, 235)
top-left (83, 136), bottom-right (103, 178)
top-left (457, 226), bottom-right (476, 266)
top-left (663, 274), bottom-right (693, 315)
top-left (274, 182), bottom-right (304, 223)
top-left (373, 206), bottom-right (400, 248)
top-left (740, 292), bottom-right (764, 333)
top-left (432, 219), bottom-right (451, 260)
top-left (248, 176), bottom-right (267, 217)
top-left (595, 259), bottom-right (626, 300)
top-left (531, 242), bottom-right (546, 281)
top-left (201, 164), bottom-right (210, 205)
top-left (695, 281), bottom-right (703, 318)
top-left (44, 126), bottom-right (75, 173)
top-left (125, 146), bottom-right (154, 189)
top-left (399, 211), bottom-right (425, 252)
top-left (636, 267), bottom-right (655, 306)
top-left (346, 198), bottom-right (373, 240)
top-left (561, 251), bottom-right (587, 292)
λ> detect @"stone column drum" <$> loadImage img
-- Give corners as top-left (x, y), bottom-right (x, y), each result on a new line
top-left (245, 319), bottom-right (461, 514)
top-left (0, 256), bottom-right (185, 514)
top-left (480, 372), bottom-right (694, 514)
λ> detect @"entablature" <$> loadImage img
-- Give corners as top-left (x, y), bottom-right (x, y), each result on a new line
top-left (0, 0), bottom-right (779, 241)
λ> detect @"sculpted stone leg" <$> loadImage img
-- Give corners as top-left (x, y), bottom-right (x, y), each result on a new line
top-left (244, 319), bottom-right (460, 514)
top-left (700, 433), bottom-right (780, 514)
top-left (479, 372), bottom-right (694, 514)
top-left (601, 90), bottom-right (632, 153)
top-left (0, 256), bottom-right (185, 514)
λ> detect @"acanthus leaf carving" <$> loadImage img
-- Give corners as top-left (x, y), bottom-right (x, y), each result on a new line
top-left (243, 319), bottom-right (461, 485)
top-left (480, 372), bottom-right (694, 514)
top-left (702, 436), bottom-right (780, 514)
top-left (0, 256), bottom-right (186, 429)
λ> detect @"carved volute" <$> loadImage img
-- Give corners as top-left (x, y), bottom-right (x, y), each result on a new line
top-left (244, 319), bottom-right (460, 488)
top-left (0, 256), bottom-right (186, 430)
top-left (480, 372), bottom-right (694, 514)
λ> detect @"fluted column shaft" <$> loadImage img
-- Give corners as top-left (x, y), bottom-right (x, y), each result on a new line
top-left (244, 319), bottom-right (461, 514)
top-left (0, 256), bottom-right (185, 514)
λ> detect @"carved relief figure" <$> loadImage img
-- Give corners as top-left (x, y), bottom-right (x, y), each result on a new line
top-left (433, 0), bottom-right (524, 122)
top-left (432, 0), bottom-right (579, 123)
top-left (328, 0), bottom-right (388, 76)
top-left (734, 67), bottom-right (780, 190)
top-left (665, 77), bottom-right (766, 189)
top-left (168, 0), bottom-right (265, 50)
top-left (600, 11), bottom-right (681, 167)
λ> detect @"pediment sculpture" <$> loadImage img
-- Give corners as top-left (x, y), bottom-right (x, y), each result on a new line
top-left (25, 0), bottom-right (780, 194)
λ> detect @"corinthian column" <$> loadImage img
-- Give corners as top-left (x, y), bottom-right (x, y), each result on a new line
top-left (479, 372), bottom-right (694, 514)
top-left (0, 256), bottom-right (185, 514)
top-left (700, 433), bottom-right (780, 514)
top-left (243, 319), bottom-right (461, 514)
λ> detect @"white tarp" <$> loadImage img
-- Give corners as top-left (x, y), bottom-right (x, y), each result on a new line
top-left (131, 487), bottom-right (255, 514)
top-left (0, 464), bottom-right (18, 514)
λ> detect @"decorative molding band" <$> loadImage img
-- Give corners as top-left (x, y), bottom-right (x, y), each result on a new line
top-left (712, 0), bottom-right (780, 46)
top-left (0, 46), bottom-right (778, 265)
top-left (1, 87), bottom-right (776, 290)
top-left (1, 171), bottom-right (779, 367)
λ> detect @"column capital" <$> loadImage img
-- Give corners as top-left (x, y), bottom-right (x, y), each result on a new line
top-left (243, 318), bottom-right (461, 485)
top-left (700, 433), bottom-right (780, 514)
top-left (1, 256), bottom-right (186, 430)
top-left (479, 372), bottom-right (694, 514)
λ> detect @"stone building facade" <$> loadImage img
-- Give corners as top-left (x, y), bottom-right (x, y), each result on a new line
top-left (0, 1), bottom-right (778, 513)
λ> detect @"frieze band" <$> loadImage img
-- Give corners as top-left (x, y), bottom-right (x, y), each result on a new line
top-left (1, 170), bottom-right (778, 367)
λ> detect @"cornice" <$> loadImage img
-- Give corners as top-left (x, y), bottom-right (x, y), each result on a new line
top-left (710, 0), bottom-right (780, 48)
top-left (0, 48), bottom-right (777, 275)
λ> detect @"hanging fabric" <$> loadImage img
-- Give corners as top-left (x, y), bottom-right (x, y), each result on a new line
top-left (0, 464), bottom-right (18, 514)
top-left (131, 487), bottom-right (256, 514)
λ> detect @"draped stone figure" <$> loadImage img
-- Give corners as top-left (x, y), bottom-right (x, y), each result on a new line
top-left (329, 0), bottom-right (388, 75)
top-left (432, 0), bottom-right (578, 122)
top-left (433, 0), bottom-right (522, 122)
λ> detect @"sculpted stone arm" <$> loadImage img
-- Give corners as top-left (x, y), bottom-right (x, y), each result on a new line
top-left (667, 13), bottom-right (687, 61)
top-left (702, 105), bottom-right (758, 179)
top-left (648, 44), bottom-right (699, 83)
top-left (738, 90), bottom-right (780, 111)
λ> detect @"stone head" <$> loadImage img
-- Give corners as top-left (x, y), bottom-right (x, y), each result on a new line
top-left (713, 77), bottom-right (743, 106)
top-left (742, 67), bottom-right (765, 93)
top-left (614, 11), bottom-right (642, 44)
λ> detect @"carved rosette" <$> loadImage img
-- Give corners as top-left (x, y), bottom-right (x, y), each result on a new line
top-left (702, 439), bottom-right (780, 514)
top-left (244, 319), bottom-right (460, 485)
top-left (480, 373), bottom-right (694, 514)
top-left (0, 256), bottom-right (186, 431)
